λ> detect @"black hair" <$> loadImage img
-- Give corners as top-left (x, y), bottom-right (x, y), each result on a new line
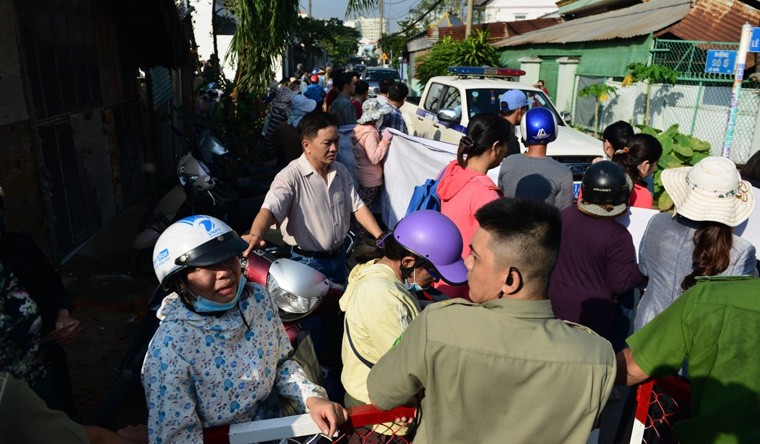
top-left (457, 113), bottom-right (512, 166)
top-left (388, 82), bottom-right (409, 102)
top-left (378, 79), bottom-right (392, 94)
top-left (298, 111), bottom-right (338, 141)
top-left (354, 80), bottom-right (369, 96)
top-left (602, 121), bottom-right (634, 151)
top-left (334, 72), bottom-right (354, 91)
top-left (740, 149), bottom-right (760, 188)
top-left (611, 133), bottom-right (663, 186)
top-left (474, 198), bottom-right (561, 294)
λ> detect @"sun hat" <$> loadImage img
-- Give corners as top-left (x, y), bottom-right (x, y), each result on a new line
top-left (357, 98), bottom-right (393, 124)
top-left (499, 90), bottom-right (529, 112)
top-left (288, 94), bottom-right (317, 127)
top-left (577, 161), bottom-right (631, 218)
top-left (662, 156), bottom-right (755, 227)
top-left (272, 87), bottom-right (295, 111)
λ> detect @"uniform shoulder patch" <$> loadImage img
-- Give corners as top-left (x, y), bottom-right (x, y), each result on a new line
top-left (561, 320), bottom-right (599, 336)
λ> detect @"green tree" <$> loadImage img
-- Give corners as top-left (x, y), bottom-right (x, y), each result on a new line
top-left (577, 83), bottom-right (618, 138)
top-left (291, 17), bottom-right (360, 67)
top-left (415, 31), bottom-right (498, 85)
top-left (624, 63), bottom-right (680, 127)
top-left (226, 0), bottom-right (299, 94)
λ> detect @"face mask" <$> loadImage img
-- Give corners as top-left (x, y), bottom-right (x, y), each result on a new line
top-left (192, 275), bottom-right (246, 313)
top-left (404, 268), bottom-right (426, 293)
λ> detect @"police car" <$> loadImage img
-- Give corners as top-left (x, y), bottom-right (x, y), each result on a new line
top-left (400, 67), bottom-right (603, 188)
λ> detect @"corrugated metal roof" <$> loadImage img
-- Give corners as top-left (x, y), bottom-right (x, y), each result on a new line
top-left (494, 0), bottom-right (693, 47)
top-left (657, 0), bottom-right (760, 42)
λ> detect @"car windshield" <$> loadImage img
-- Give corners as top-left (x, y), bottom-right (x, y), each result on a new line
top-left (464, 88), bottom-right (564, 125)
top-left (365, 69), bottom-right (400, 81)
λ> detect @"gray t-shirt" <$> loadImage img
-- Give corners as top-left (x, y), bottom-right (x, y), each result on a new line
top-left (498, 154), bottom-right (573, 210)
top-left (330, 95), bottom-right (357, 126)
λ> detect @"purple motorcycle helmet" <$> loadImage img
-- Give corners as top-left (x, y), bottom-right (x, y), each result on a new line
top-left (391, 210), bottom-right (468, 285)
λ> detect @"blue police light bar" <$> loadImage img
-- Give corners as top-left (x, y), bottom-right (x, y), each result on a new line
top-left (448, 66), bottom-right (526, 77)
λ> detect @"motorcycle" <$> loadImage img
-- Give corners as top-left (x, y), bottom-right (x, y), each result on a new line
top-left (131, 131), bottom-right (275, 273)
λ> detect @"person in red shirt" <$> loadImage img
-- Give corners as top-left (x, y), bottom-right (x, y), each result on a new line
top-left (610, 133), bottom-right (662, 209)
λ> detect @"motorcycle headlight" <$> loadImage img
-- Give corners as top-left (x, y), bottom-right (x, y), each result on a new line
top-left (266, 259), bottom-right (329, 316)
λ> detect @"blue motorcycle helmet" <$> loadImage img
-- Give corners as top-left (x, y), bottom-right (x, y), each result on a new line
top-left (520, 107), bottom-right (557, 145)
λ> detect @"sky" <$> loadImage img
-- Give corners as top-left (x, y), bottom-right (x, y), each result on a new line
top-left (303, 0), bottom-right (419, 33)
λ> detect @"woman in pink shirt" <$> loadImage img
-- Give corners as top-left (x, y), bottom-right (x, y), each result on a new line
top-left (434, 113), bottom-right (511, 298)
top-left (611, 133), bottom-right (662, 209)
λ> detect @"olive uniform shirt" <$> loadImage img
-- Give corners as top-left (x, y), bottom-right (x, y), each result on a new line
top-left (627, 276), bottom-right (760, 444)
top-left (367, 298), bottom-right (615, 444)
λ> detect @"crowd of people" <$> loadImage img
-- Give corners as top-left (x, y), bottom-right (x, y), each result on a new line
top-left (3, 66), bottom-right (760, 443)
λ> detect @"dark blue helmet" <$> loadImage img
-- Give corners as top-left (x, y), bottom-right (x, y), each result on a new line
top-left (520, 107), bottom-right (557, 145)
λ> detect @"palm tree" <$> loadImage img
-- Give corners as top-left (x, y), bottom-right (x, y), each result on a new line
top-left (226, 0), bottom-right (300, 94)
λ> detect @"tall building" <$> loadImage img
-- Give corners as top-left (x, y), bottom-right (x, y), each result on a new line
top-left (354, 16), bottom-right (389, 44)
top-left (478, 0), bottom-right (558, 22)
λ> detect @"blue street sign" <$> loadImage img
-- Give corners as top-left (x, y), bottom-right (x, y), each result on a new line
top-left (705, 50), bottom-right (736, 74)
top-left (750, 27), bottom-right (760, 52)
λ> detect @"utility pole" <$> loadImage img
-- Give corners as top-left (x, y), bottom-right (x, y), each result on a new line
top-left (378, 0), bottom-right (384, 63)
top-left (465, 0), bottom-right (474, 37)
top-left (308, 0), bottom-right (312, 17)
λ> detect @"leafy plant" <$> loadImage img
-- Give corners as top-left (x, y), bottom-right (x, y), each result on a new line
top-left (578, 83), bottom-right (618, 138)
top-left (415, 31), bottom-right (499, 85)
top-left (639, 123), bottom-right (712, 210)
top-left (624, 63), bottom-right (680, 126)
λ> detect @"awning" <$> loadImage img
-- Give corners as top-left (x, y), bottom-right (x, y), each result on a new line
top-left (494, 0), bottom-right (693, 47)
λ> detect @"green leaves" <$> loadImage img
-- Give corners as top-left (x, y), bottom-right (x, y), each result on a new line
top-left (626, 63), bottom-right (680, 85)
top-left (415, 31), bottom-right (500, 85)
top-left (640, 122), bottom-right (713, 211)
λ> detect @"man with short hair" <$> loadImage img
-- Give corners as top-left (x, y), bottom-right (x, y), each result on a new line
top-left (244, 112), bottom-right (382, 284)
top-left (375, 79), bottom-right (392, 105)
top-left (367, 198), bottom-right (616, 443)
top-left (380, 82), bottom-right (409, 134)
top-left (329, 72), bottom-right (358, 126)
top-left (499, 89), bottom-right (529, 157)
top-left (498, 107), bottom-right (574, 210)
top-left (617, 276), bottom-right (760, 443)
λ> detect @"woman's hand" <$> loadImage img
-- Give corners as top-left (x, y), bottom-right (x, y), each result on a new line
top-left (53, 309), bottom-right (81, 346)
top-left (306, 397), bottom-right (348, 437)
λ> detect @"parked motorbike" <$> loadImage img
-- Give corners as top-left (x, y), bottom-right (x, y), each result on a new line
top-left (131, 131), bottom-right (275, 274)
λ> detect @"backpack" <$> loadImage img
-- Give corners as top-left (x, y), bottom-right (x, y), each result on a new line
top-left (405, 168), bottom-right (446, 215)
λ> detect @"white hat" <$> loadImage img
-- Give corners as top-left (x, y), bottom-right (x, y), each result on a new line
top-left (357, 98), bottom-right (393, 124)
top-left (288, 94), bottom-right (317, 127)
top-left (662, 156), bottom-right (755, 227)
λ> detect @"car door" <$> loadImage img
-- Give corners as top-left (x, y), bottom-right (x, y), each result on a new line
top-left (412, 82), bottom-right (446, 140)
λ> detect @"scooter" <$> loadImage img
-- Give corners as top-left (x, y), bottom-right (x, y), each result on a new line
top-left (131, 131), bottom-right (274, 273)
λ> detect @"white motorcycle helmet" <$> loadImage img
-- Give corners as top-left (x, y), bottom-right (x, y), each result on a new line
top-left (177, 153), bottom-right (216, 191)
top-left (152, 215), bottom-right (247, 288)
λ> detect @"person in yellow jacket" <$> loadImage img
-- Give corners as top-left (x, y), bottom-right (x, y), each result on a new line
top-left (339, 210), bottom-right (467, 407)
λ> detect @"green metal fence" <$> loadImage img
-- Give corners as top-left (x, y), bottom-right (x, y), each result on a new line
top-left (572, 39), bottom-right (760, 164)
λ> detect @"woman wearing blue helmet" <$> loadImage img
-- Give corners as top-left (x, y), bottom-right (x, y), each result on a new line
top-left (497, 107), bottom-right (574, 210)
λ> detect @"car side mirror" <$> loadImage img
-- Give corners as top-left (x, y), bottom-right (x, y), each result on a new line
top-left (559, 111), bottom-right (572, 124)
top-left (437, 108), bottom-right (460, 124)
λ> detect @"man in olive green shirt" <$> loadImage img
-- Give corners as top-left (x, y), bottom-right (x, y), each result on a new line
top-left (617, 276), bottom-right (760, 444)
top-left (367, 198), bottom-right (616, 443)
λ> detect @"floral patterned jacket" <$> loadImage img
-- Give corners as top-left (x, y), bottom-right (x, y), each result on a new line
top-left (141, 282), bottom-right (326, 443)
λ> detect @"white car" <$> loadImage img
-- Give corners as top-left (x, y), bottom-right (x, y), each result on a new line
top-left (401, 69), bottom-right (603, 189)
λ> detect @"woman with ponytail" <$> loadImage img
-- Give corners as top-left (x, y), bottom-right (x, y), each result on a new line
top-left (434, 113), bottom-right (511, 298)
top-left (611, 133), bottom-right (663, 208)
top-left (633, 156), bottom-right (757, 331)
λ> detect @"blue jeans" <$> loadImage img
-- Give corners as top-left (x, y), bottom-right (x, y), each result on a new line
top-left (288, 247), bottom-right (347, 402)
top-left (288, 248), bottom-right (348, 285)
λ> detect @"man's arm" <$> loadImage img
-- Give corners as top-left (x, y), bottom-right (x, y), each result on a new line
top-left (615, 348), bottom-right (651, 386)
top-left (354, 205), bottom-right (383, 239)
top-left (243, 208), bottom-right (277, 256)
